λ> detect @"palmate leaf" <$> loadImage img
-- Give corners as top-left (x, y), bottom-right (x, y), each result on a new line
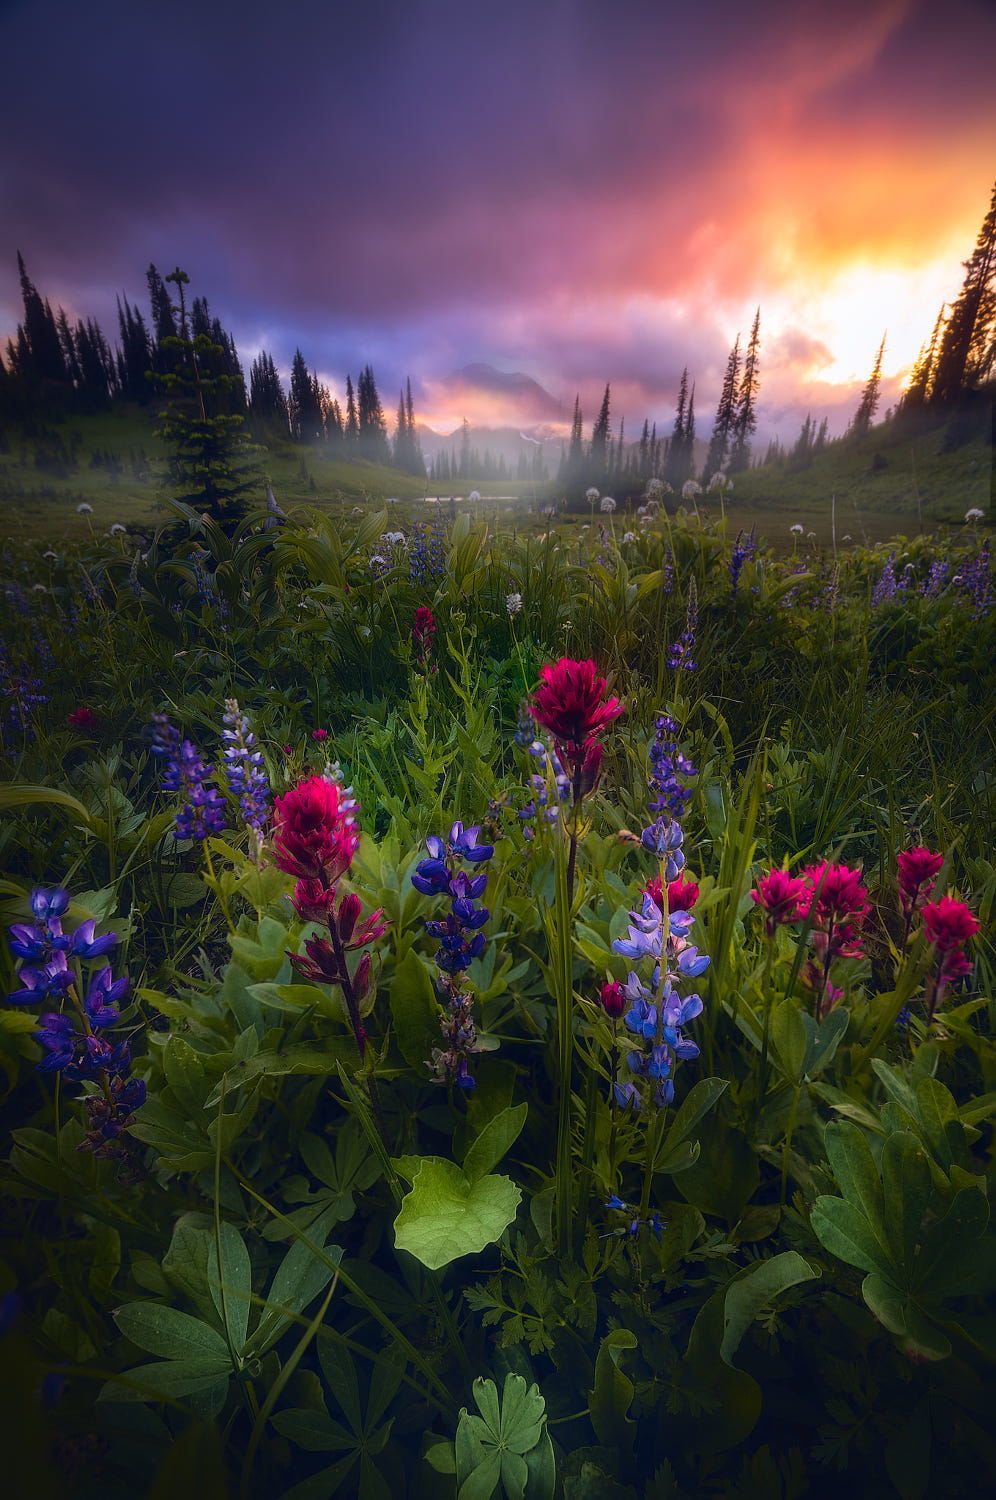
top-left (455, 1375), bottom-right (554, 1500)
top-left (393, 1159), bottom-right (521, 1270)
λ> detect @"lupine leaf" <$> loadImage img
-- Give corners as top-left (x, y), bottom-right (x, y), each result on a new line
top-left (394, 1160), bottom-right (521, 1269)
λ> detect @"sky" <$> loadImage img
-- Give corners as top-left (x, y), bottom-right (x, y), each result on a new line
top-left (1, 0), bottom-right (994, 449)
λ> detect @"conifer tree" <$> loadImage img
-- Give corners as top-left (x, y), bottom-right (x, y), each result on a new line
top-left (851, 332), bottom-right (886, 437)
top-left (704, 334), bottom-right (740, 479)
top-left (357, 366), bottom-right (389, 462)
top-left (116, 295), bottom-right (152, 403)
top-left (344, 375), bottom-right (359, 449)
top-left (903, 306), bottom-right (945, 413)
top-left (729, 310), bottom-right (761, 473)
top-left (932, 179), bottom-right (996, 403)
top-left (589, 384), bottom-right (611, 475)
top-left (15, 253), bottom-right (68, 385)
top-left (249, 351), bottom-right (289, 440)
top-left (665, 369), bottom-right (691, 489)
top-left (289, 349), bottom-right (323, 441)
top-left (154, 267), bottom-right (260, 523)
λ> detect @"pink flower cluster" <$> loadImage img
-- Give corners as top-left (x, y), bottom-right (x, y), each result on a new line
top-left (530, 657), bottom-right (624, 793)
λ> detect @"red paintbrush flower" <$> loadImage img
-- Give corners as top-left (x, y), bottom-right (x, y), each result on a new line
top-left (922, 895), bottom-right (979, 1017)
top-left (897, 847), bottom-right (944, 909)
top-left (751, 869), bottom-right (808, 938)
top-left (272, 776), bottom-right (358, 882)
top-left (800, 861), bottom-right (868, 959)
top-left (530, 658), bottom-right (623, 763)
top-left (68, 707), bottom-right (98, 731)
top-left (643, 873), bottom-right (700, 915)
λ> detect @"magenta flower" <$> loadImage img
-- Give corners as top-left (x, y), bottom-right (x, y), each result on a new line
top-left (751, 869), bottom-right (808, 938)
top-left (922, 896), bottom-right (979, 1018)
top-left (530, 657), bottom-right (624, 763)
top-left (272, 776), bottom-right (358, 883)
top-left (897, 847), bottom-right (944, 910)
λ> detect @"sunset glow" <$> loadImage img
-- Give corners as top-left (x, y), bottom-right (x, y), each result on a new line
top-left (2, 0), bottom-right (994, 447)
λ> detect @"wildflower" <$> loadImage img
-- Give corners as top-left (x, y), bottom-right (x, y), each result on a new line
top-left (729, 527), bottom-right (757, 595)
top-left (151, 715), bottom-right (227, 841)
top-left (681, 480), bottom-right (702, 500)
top-left (411, 822), bottom-right (495, 1088)
top-left (647, 714), bottom-right (697, 819)
top-left (468, 490), bottom-right (481, 502)
top-left (751, 869), bottom-right (808, 938)
top-left (586, 488), bottom-right (600, 502)
top-left (221, 699), bottom-right (271, 835)
top-left (622, 531), bottom-right (635, 543)
top-left (790, 524), bottom-right (804, 536)
top-left (311, 728), bottom-right (328, 741)
top-left (667, 579), bottom-right (698, 673)
top-left (642, 873), bottom-right (699, 915)
top-left (272, 775), bottom-right (357, 882)
top-left (602, 1196), bottom-right (666, 1240)
top-left (530, 658), bottom-right (623, 779)
top-left (600, 980), bottom-right (626, 1019)
top-left (413, 605), bottom-right (436, 669)
top-left (897, 847), bottom-right (944, 913)
top-left (76, 502), bottom-right (93, 514)
top-left (67, 707), bottom-right (98, 731)
top-left (506, 592), bottom-right (523, 617)
top-left (922, 896), bottom-right (979, 1018)
top-left (965, 508), bottom-right (984, 523)
top-left (600, 495), bottom-right (617, 513)
top-left (109, 523), bottom-right (126, 536)
top-left (872, 555), bottom-right (899, 607)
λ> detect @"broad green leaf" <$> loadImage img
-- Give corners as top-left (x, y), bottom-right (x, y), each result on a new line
top-left (881, 1131), bottom-right (932, 1275)
top-left (161, 1214), bottom-right (219, 1327)
top-left (772, 1000), bottom-right (807, 1080)
top-left (0, 781), bottom-right (94, 827)
top-left (803, 1005), bottom-right (850, 1076)
top-left (810, 1197), bottom-right (898, 1279)
top-left (913, 1187), bottom-right (992, 1296)
top-left (589, 1330), bottom-right (637, 1451)
top-left (163, 1037), bottom-right (209, 1116)
top-left (823, 1120), bottom-right (890, 1259)
top-left (113, 1302), bottom-right (230, 1367)
top-left (389, 948), bottom-right (439, 1071)
top-left (463, 1103), bottom-right (529, 1185)
top-left (246, 1234), bottom-right (343, 1358)
top-left (719, 1252), bottom-right (819, 1365)
top-left (206, 1221), bottom-right (252, 1355)
top-left (658, 1076), bottom-right (727, 1160)
top-left (394, 1160), bottom-right (521, 1269)
top-left (271, 1408), bottom-right (357, 1451)
top-left (861, 1276), bottom-right (951, 1360)
top-left (100, 1357), bottom-right (230, 1407)
top-left (915, 1076), bottom-right (967, 1171)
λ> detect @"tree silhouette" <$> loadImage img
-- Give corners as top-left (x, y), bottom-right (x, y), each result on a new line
top-left (704, 333), bottom-right (740, 479)
top-left (729, 309), bottom-right (761, 473)
top-left (851, 332), bottom-right (886, 437)
top-left (932, 179), bottom-right (996, 403)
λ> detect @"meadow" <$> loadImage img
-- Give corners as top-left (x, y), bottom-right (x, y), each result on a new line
top-left (0, 489), bottom-right (993, 1500)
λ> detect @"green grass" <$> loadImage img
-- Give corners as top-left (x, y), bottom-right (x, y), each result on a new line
top-left (0, 398), bottom-right (991, 545)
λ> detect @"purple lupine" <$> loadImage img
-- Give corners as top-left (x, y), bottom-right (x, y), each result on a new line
top-left (729, 527), bottom-right (757, 596)
top-left (954, 539), bottom-right (993, 618)
top-left (871, 554), bottom-right (898, 607)
top-left (6, 888), bottom-right (145, 1164)
top-left (921, 557), bottom-right (948, 599)
top-left (667, 578), bottom-right (698, 672)
top-left (518, 739), bottom-right (571, 828)
top-left (221, 698), bottom-right (271, 836)
top-left (151, 713), bottom-right (227, 840)
top-left (411, 821), bottom-right (495, 1089)
top-left (647, 715), bottom-right (697, 820)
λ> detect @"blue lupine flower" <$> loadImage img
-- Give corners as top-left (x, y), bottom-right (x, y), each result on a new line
top-left (82, 966), bottom-right (128, 1027)
top-left (68, 919), bottom-right (118, 959)
top-left (729, 527), bottom-right (757, 595)
top-left (151, 713), bottom-right (227, 840)
top-left (30, 889), bottom-right (70, 923)
top-left (8, 951), bottom-right (77, 1005)
top-left (624, 999), bottom-right (658, 1038)
top-left (34, 1013), bottom-right (77, 1073)
top-left (640, 815), bottom-right (685, 881)
top-left (222, 698), bottom-right (271, 833)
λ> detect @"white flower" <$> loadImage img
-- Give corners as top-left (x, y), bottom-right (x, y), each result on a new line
top-left (32, 583), bottom-right (47, 592)
top-left (586, 487), bottom-right (600, 501)
top-left (352, 506), bottom-right (364, 515)
top-left (76, 502), bottom-right (93, 515)
top-left (368, 554), bottom-right (388, 569)
top-left (110, 523), bottom-right (126, 535)
top-left (384, 531), bottom-right (407, 547)
top-left (469, 490), bottom-right (481, 502)
top-left (842, 534), bottom-right (851, 542)
top-left (636, 505), bottom-right (647, 517)
top-left (790, 524), bottom-right (804, 536)
top-left (681, 480), bottom-right (702, 499)
top-left (600, 495), bottom-right (617, 513)
top-left (645, 479), bottom-right (664, 498)
top-left (43, 550), bottom-right (58, 559)
top-left (965, 508), bottom-right (984, 523)
top-left (506, 591), bottom-right (523, 616)
top-left (707, 471), bottom-right (728, 491)
top-left (623, 531), bottom-right (636, 543)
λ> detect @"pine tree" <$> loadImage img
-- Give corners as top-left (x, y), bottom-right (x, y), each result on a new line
top-left (932, 179), bottom-right (996, 403)
top-left (15, 253), bottom-right (68, 385)
top-left (116, 295), bottom-right (152, 403)
top-left (590, 384), bottom-right (611, 476)
top-left (665, 369), bottom-right (691, 489)
top-left (154, 268), bottom-right (260, 523)
top-left (704, 334), bottom-right (740, 479)
top-left (289, 349), bottom-right (323, 441)
top-left (851, 332), bottom-right (887, 437)
top-left (354, 366), bottom-right (388, 462)
top-left (903, 306), bottom-right (945, 413)
top-left (729, 310), bottom-right (761, 473)
top-left (343, 375), bottom-right (359, 449)
top-left (249, 352), bottom-right (289, 440)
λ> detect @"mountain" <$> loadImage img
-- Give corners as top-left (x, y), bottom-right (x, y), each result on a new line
top-left (423, 362), bottom-right (568, 431)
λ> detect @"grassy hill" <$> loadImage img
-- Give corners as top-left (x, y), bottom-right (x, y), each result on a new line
top-left (0, 397), bottom-right (990, 545)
